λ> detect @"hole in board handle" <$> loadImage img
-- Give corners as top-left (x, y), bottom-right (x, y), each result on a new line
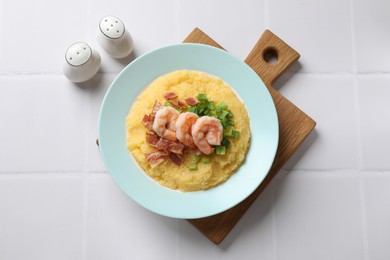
top-left (263, 47), bottom-right (278, 64)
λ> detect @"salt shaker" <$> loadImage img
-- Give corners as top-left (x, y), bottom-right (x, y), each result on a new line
top-left (97, 15), bottom-right (133, 58)
top-left (63, 42), bottom-right (101, 83)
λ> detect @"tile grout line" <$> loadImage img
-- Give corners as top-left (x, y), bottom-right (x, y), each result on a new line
top-left (271, 183), bottom-right (278, 260)
top-left (81, 174), bottom-right (89, 260)
top-left (349, 0), bottom-right (369, 259)
top-left (81, 1), bottom-right (92, 259)
top-left (358, 171), bottom-right (370, 260)
top-left (0, 0), bottom-right (3, 73)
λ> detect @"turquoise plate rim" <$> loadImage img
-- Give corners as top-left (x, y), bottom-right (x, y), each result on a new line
top-left (98, 43), bottom-right (279, 219)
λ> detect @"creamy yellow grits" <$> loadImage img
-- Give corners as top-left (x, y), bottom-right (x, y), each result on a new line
top-left (126, 70), bottom-right (251, 191)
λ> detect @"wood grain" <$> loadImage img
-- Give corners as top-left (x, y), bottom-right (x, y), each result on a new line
top-left (184, 28), bottom-right (316, 244)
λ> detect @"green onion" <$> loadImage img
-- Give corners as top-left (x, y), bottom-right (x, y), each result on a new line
top-left (223, 130), bottom-right (232, 137)
top-left (218, 110), bottom-right (229, 120)
top-left (221, 138), bottom-right (230, 147)
top-left (215, 146), bottom-right (226, 155)
top-left (192, 155), bottom-right (201, 164)
top-left (203, 158), bottom-right (210, 164)
top-left (217, 102), bottom-right (228, 110)
top-left (165, 101), bottom-right (172, 107)
top-left (231, 130), bottom-right (240, 138)
top-left (227, 120), bottom-right (235, 126)
top-left (207, 101), bottom-right (215, 110)
top-left (215, 106), bottom-right (223, 114)
top-left (227, 110), bottom-right (233, 118)
top-left (197, 93), bottom-right (208, 101)
top-left (221, 118), bottom-right (229, 128)
top-left (188, 165), bottom-right (197, 171)
top-left (208, 111), bottom-right (218, 118)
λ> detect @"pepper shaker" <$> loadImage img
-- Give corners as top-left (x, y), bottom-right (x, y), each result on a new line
top-left (63, 42), bottom-right (101, 83)
top-left (97, 15), bottom-right (133, 59)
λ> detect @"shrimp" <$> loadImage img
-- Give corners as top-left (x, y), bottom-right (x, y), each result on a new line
top-left (175, 112), bottom-right (199, 148)
top-left (152, 106), bottom-right (180, 141)
top-left (191, 116), bottom-right (223, 155)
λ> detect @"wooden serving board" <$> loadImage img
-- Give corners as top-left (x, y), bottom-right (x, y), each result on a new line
top-left (183, 28), bottom-right (316, 244)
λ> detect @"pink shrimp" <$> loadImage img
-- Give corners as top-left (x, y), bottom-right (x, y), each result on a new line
top-left (175, 112), bottom-right (199, 148)
top-left (152, 106), bottom-right (180, 141)
top-left (191, 116), bottom-right (223, 155)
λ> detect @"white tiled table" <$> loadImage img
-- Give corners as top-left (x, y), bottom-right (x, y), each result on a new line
top-left (1, 0), bottom-right (390, 259)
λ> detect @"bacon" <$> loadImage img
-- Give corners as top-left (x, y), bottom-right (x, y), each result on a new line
top-left (169, 153), bottom-right (183, 165)
top-left (167, 99), bottom-right (179, 107)
top-left (185, 97), bottom-right (198, 106)
top-left (142, 101), bottom-right (162, 130)
top-left (145, 132), bottom-right (160, 146)
top-left (155, 138), bottom-right (185, 154)
top-left (152, 101), bottom-right (163, 114)
top-left (178, 100), bottom-right (187, 108)
top-left (142, 115), bottom-right (154, 130)
top-left (145, 152), bottom-right (167, 168)
top-left (182, 146), bottom-right (190, 154)
top-left (168, 141), bottom-right (185, 154)
top-left (155, 138), bottom-right (170, 152)
top-left (163, 92), bottom-right (178, 100)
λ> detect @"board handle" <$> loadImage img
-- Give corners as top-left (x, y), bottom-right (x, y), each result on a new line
top-left (245, 30), bottom-right (300, 86)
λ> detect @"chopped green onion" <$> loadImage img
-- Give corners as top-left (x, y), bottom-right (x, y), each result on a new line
top-left (227, 110), bottom-right (233, 118)
top-left (207, 101), bottom-right (215, 110)
top-left (215, 106), bottom-right (223, 114)
top-left (221, 138), bottom-right (230, 147)
top-left (227, 120), bottom-right (235, 126)
top-left (218, 110), bottom-right (229, 120)
top-left (221, 118), bottom-right (229, 128)
top-left (188, 165), bottom-right (197, 171)
top-left (208, 111), bottom-right (218, 118)
top-left (192, 155), bottom-right (201, 164)
top-left (215, 146), bottom-right (226, 155)
top-left (217, 102), bottom-right (228, 110)
top-left (223, 130), bottom-right (232, 137)
top-left (231, 130), bottom-right (240, 138)
top-left (197, 93), bottom-right (208, 101)
top-left (165, 101), bottom-right (172, 107)
top-left (203, 158), bottom-right (210, 164)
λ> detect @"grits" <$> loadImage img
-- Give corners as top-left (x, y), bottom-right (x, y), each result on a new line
top-left (126, 70), bottom-right (250, 191)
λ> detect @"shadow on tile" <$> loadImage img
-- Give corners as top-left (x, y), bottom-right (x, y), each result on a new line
top-left (284, 128), bottom-right (318, 170)
top-left (272, 61), bottom-right (302, 92)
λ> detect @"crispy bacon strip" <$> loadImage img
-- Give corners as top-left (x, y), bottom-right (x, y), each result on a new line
top-left (163, 92), bottom-right (178, 100)
top-left (145, 152), bottom-right (168, 168)
top-left (155, 138), bottom-right (170, 152)
top-left (155, 138), bottom-right (185, 154)
top-left (168, 141), bottom-right (185, 154)
top-left (169, 153), bottom-right (183, 165)
top-left (142, 101), bottom-right (162, 130)
top-left (178, 100), bottom-right (187, 108)
top-left (185, 97), bottom-right (198, 106)
top-left (145, 132), bottom-right (160, 146)
top-left (152, 101), bottom-right (163, 114)
top-left (142, 115), bottom-right (154, 130)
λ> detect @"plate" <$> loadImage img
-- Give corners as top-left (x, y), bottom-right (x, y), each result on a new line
top-left (98, 43), bottom-right (278, 219)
